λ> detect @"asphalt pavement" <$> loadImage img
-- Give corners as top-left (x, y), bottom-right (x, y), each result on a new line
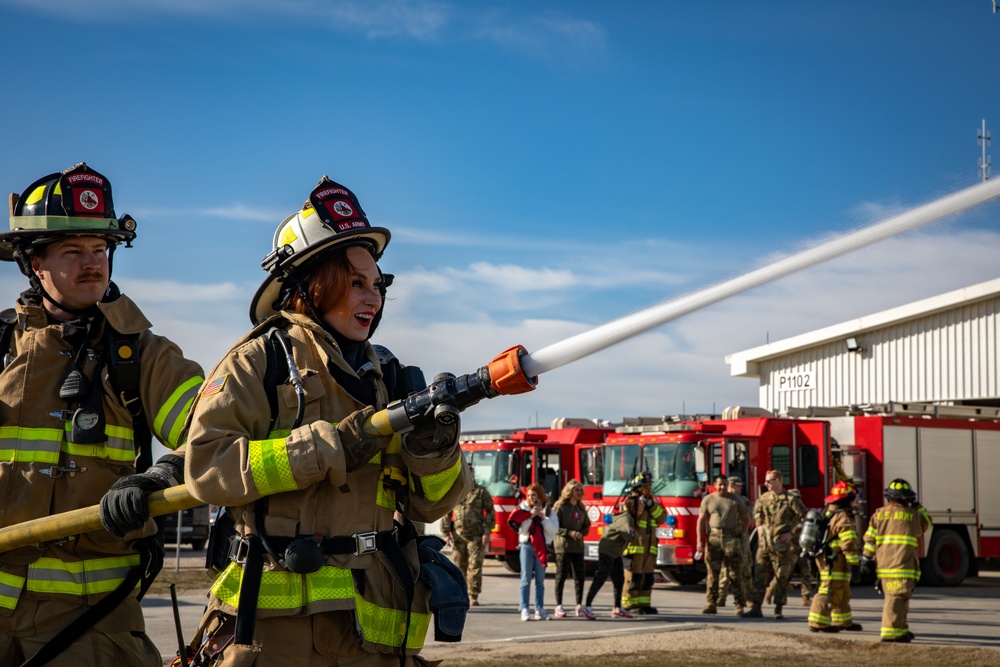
top-left (143, 553), bottom-right (1000, 666)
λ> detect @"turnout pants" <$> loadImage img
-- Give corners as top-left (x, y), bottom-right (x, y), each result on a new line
top-left (808, 554), bottom-right (853, 629)
top-left (622, 552), bottom-right (656, 610)
top-left (0, 597), bottom-right (160, 667)
top-left (880, 578), bottom-right (917, 640)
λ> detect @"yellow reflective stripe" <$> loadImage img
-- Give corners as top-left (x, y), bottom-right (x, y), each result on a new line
top-left (865, 526), bottom-right (876, 539)
top-left (637, 519), bottom-right (651, 529)
top-left (356, 595), bottom-right (430, 650)
top-left (0, 570), bottom-right (25, 610)
top-left (411, 457), bottom-right (462, 502)
top-left (0, 425), bottom-right (62, 463)
top-left (828, 571), bottom-right (851, 581)
top-left (876, 568), bottom-right (919, 579)
top-left (64, 423), bottom-right (135, 463)
top-left (376, 480), bottom-right (396, 510)
top-left (210, 563), bottom-right (430, 650)
top-left (248, 436), bottom-right (298, 497)
top-left (873, 535), bottom-right (918, 547)
top-left (840, 529), bottom-right (858, 541)
top-left (808, 611), bottom-right (830, 626)
top-left (154, 376), bottom-right (204, 449)
top-left (649, 505), bottom-right (665, 521)
top-left (622, 594), bottom-right (650, 606)
top-left (27, 555), bottom-right (139, 596)
top-left (845, 553), bottom-right (860, 565)
top-left (882, 626), bottom-right (909, 638)
top-left (0, 425), bottom-right (135, 463)
top-left (831, 612), bottom-right (853, 624)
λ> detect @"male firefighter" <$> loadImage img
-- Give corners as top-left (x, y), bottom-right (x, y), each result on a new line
top-left (441, 480), bottom-right (496, 606)
top-left (621, 471), bottom-right (666, 614)
top-left (717, 475), bottom-right (753, 615)
top-left (743, 469), bottom-right (807, 619)
top-left (862, 478), bottom-right (932, 643)
top-left (807, 481), bottom-right (863, 633)
top-left (697, 474), bottom-right (750, 615)
top-left (0, 163), bottom-right (204, 666)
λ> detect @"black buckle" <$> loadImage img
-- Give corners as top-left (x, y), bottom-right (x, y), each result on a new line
top-left (229, 537), bottom-right (250, 565)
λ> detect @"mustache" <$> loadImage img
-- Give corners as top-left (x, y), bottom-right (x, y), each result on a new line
top-left (77, 271), bottom-right (106, 282)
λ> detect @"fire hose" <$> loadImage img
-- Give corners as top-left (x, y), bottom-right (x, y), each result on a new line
top-left (3, 176), bottom-right (1000, 553)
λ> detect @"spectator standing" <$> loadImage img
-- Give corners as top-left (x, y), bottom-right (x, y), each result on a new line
top-left (441, 480), bottom-right (496, 606)
top-left (584, 505), bottom-right (635, 618)
top-left (509, 483), bottom-right (557, 621)
top-left (552, 480), bottom-right (593, 619)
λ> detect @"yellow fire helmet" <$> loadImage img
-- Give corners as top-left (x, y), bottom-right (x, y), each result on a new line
top-left (250, 176), bottom-right (390, 324)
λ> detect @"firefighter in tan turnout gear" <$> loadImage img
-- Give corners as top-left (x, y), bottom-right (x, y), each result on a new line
top-left (862, 478), bottom-right (932, 643)
top-left (806, 481), bottom-right (862, 633)
top-left (441, 481), bottom-right (496, 606)
top-left (743, 469), bottom-right (807, 619)
top-left (0, 163), bottom-right (204, 667)
top-left (621, 471), bottom-right (666, 614)
top-left (184, 176), bottom-right (472, 666)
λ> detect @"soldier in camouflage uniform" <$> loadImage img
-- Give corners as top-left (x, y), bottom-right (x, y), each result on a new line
top-left (441, 481), bottom-right (496, 606)
top-left (718, 475), bottom-right (753, 614)
top-left (743, 469), bottom-right (807, 619)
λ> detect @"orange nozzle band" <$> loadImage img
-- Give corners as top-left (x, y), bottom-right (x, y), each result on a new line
top-left (487, 345), bottom-right (537, 396)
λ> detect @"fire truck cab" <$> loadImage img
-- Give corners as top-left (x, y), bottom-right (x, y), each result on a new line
top-left (459, 420), bottom-right (612, 572)
top-left (587, 410), bottom-right (833, 585)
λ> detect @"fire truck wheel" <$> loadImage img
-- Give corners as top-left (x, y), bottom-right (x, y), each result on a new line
top-left (664, 566), bottom-right (704, 586)
top-left (922, 528), bottom-right (970, 587)
top-left (503, 551), bottom-right (521, 574)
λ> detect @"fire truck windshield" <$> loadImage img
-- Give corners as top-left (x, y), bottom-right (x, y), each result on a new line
top-left (601, 442), bottom-right (701, 501)
top-left (464, 449), bottom-right (517, 498)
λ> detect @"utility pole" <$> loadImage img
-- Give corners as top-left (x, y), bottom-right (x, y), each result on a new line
top-left (979, 119), bottom-right (991, 181)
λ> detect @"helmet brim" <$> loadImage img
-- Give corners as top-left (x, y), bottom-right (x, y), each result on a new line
top-left (249, 226), bottom-right (390, 325)
top-left (0, 227), bottom-right (135, 262)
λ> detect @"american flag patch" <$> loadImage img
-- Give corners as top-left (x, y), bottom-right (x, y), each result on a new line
top-left (201, 374), bottom-right (228, 397)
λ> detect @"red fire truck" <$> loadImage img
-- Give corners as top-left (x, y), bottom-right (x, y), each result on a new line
top-left (458, 419), bottom-right (613, 572)
top-left (459, 404), bottom-right (999, 585)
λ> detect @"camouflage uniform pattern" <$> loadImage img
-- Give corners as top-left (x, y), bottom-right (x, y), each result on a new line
top-left (750, 489), bottom-right (807, 613)
top-left (718, 493), bottom-right (752, 610)
top-left (700, 492), bottom-right (749, 612)
top-left (441, 484), bottom-right (496, 600)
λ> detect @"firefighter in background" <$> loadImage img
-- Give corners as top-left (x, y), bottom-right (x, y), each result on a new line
top-left (717, 475), bottom-right (753, 615)
top-left (862, 478), bottom-right (932, 643)
top-left (621, 471), bottom-right (666, 615)
top-left (441, 480), bottom-right (496, 606)
top-left (0, 163), bottom-right (204, 666)
top-left (807, 481), bottom-right (863, 633)
top-left (743, 469), bottom-right (807, 619)
top-left (697, 474), bottom-right (750, 615)
top-left (184, 177), bottom-right (472, 665)
top-left (791, 489), bottom-right (818, 607)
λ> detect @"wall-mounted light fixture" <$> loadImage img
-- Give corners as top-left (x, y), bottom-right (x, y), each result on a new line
top-left (845, 337), bottom-right (864, 353)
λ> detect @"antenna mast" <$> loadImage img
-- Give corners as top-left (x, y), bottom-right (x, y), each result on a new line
top-left (979, 119), bottom-right (991, 182)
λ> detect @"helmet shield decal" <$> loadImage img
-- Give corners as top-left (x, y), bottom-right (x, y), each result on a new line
top-left (60, 164), bottom-right (113, 218)
top-left (309, 179), bottom-right (371, 234)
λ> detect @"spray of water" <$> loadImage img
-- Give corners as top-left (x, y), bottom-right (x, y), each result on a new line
top-left (519, 178), bottom-right (1000, 379)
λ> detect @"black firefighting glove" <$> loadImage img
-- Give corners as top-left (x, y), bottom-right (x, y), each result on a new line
top-left (404, 413), bottom-right (461, 457)
top-left (99, 454), bottom-right (184, 537)
top-left (336, 406), bottom-right (393, 472)
top-left (860, 554), bottom-right (874, 575)
top-left (850, 564), bottom-right (861, 584)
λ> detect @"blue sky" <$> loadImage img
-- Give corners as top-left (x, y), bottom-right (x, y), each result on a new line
top-left (3, 1), bottom-right (1000, 433)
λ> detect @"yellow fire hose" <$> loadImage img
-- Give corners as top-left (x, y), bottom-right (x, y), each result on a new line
top-left (0, 409), bottom-right (402, 553)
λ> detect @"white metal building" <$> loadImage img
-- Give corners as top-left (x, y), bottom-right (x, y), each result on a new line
top-left (726, 276), bottom-right (1000, 414)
